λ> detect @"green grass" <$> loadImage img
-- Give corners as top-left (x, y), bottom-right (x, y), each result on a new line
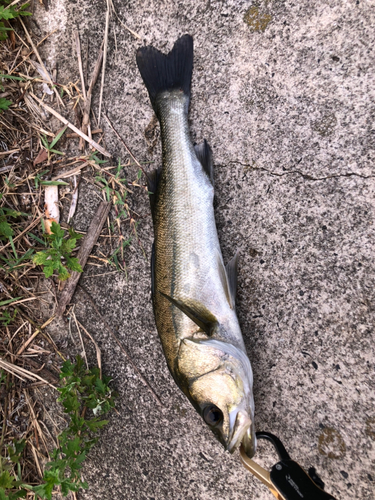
top-left (40, 127), bottom-right (67, 162)
top-left (0, 357), bottom-right (116, 500)
top-left (0, 194), bottom-right (29, 259)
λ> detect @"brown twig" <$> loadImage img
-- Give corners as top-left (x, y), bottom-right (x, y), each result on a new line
top-left (0, 215), bottom-right (42, 252)
top-left (19, 18), bottom-right (64, 107)
top-left (77, 284), bottom-right (164, 408)
top-left (9, 29), bottom-right (58, 75)
top-left (55, 201), bottom-right (112, 316)
top-left (104, 113), bottom-right (147, 175)
top-left (29, 92), bottom-right (111, 157)
top-left (109, 0), bottom-right (141, 39)
top-left (74, 32), bottom-right (87, 101)
top-left (16, 315), bottom-right (55, 355)
top-left (80, 43), bottom-right (104, 149)
top-left (0, 357), bottom-right (57, 389)
top-left (72, 309), bottom-right (88, 369)
top-left (77, 319), bottom-right (102, 379)
top-left (98, 0), bottom-right (111, 123)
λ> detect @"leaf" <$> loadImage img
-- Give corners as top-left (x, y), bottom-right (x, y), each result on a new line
top-left (49, 148), bottom-right (65, 156)
top-left (0, 97), bottom-right (11, 111)
top-left (0, 297), bottom-right (21, 307)
top-left (50, 221), bottom-right (64, 239)
top-left (95, 377), bottom-right (107, 395)
top-left (68, 228), bottom-right (83, 240)
top-left (60, 480), bottom-right (76, 496)
top-left (57, 266), bottom-right (70, 281)
top-left (41, 180), bottom-right (68, 186)
top-left (50, 126), bottom-right (67, 148)
top-left (43, 264), bottom-right (55, 279)
top-left (40, 135), bottom-right (49, 149)
top-left (0, 220), bottom-right (13, 237)
top-left (9, 439), bottom-right (26, 463)
top-left (33, 148), bottom-right (48, 165)
top-left (61, 238), bottom-right (76, 254)
top-left (9, 488), bottom-right (28, 499)
top-left (65, 256), bottom-right (82, 273)
top-left (33, 469), bottom-right (60, 500)
top-left (60, 394), bottom-right (80, 413)
top-left (65, 436), bottom-right (81, 455)
top-left (33, 251), bottom-right (48, 265)
top-left (86, 419), bottom-right (108, 432)
top-left (0, 6), bottom-right (17, 20)
top-left (0, 74), bottom-right (24, 81)
top-left (59, 359), bottom-right (74, 378)
top-left (0, 470), bottom-right (15, 489)
top-left (27, 231), bottom-right (46, 246)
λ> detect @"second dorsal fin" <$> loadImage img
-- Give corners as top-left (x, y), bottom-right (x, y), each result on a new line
top-left (194, 140), bottom-right (214, 186)
top-left (226, 251), bottom-right (239, 308)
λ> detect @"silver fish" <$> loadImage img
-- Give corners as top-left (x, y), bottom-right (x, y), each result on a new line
top-left (137, 35), bottom-right (256, 457)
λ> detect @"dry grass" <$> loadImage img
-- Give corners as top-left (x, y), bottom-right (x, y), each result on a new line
top-left (0, 12), bottom-right (151, 495)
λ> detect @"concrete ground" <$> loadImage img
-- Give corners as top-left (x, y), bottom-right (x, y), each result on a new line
top-left (35, 0), bottom-right (374, 498)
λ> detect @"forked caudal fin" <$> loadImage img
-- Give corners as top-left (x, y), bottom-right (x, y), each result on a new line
top-left (136, 35), bottom-right (193, 113)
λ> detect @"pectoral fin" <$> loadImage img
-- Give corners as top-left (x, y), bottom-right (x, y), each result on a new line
top-left (159, 292), bottom-right (217, 336)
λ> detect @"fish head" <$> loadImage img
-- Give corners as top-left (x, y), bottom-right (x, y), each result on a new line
top-left (177, 338), bottom-right (256, 457)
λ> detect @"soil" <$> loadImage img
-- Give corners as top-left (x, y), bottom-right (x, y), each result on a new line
top-left (24, 0), bottom-right (375, 498)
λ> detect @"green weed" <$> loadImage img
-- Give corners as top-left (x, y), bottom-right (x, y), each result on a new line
top-left (40, 126), bottom-right (67, 162)
top-left (0, 0), bottom-right (31, 40)
top-left (32, 221), bottom-right (83, 280)
top-left (0, 194), bottom-right (29, 258)
top-left (0, 97), bottom-right (11, 112)
top-left (0, 247), bottom-right (35, 275)
top-left (0, 357), bottom-right (116, 499)
top-left (0, 308), bottom-right (17, 326)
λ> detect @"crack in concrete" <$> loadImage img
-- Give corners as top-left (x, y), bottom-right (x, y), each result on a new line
top-left (228, 161), bottom-right (375, 181)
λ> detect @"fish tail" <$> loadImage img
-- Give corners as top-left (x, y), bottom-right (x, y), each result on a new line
top-left (136, 35), bottom-right (193, 112)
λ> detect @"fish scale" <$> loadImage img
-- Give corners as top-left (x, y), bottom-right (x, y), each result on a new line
top-left (155, 92), bottom-right (227, 362)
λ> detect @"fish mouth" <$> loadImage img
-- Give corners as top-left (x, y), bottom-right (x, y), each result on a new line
top-left (226, 410), bottom-right (256, 457)
top-left (241, 420), bottom-right (257, 458)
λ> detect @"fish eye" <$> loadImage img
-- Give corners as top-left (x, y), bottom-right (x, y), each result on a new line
top-left (202, 405), bottom-right (223, 427)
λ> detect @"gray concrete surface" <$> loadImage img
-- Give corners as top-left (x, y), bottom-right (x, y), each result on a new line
top-left (36, 0), bottom-right (374, 498)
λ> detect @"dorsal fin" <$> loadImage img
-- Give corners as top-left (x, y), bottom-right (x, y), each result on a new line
top-left (159, 292), bottom-right (217, 336)
top-left (226, 251), bottom-right (239, 308)
top-left (194, 140), bottom-right (214, 186)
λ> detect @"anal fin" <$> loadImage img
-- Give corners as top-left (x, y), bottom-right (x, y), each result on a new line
top-left (151, 241), bottom-right (155, 296)
top-left (145, 166), bottom-right (161, 219)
